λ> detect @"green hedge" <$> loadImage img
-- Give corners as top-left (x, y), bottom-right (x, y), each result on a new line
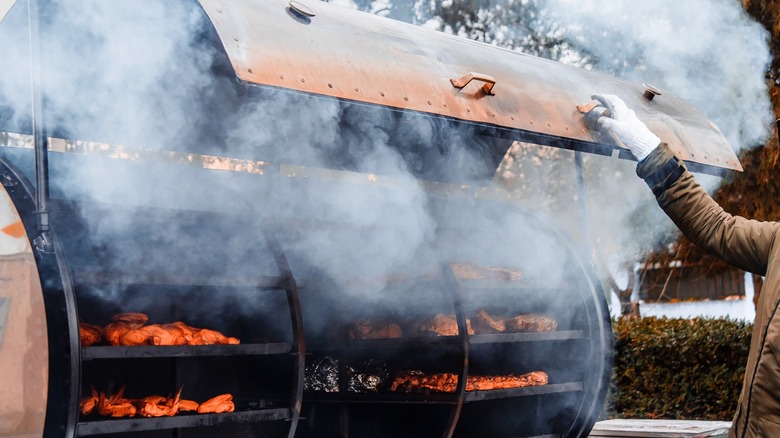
top-left (606, 317), bottom-right (752, 421)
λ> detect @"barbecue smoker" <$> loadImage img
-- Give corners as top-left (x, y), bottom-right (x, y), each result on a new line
top-left (0, 1), bottom-right (739, 437)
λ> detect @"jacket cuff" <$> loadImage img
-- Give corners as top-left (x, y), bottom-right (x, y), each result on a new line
top-left (636, 143), bottom-right (687, 197)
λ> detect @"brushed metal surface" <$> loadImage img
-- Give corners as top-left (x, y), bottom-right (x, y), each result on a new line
top-left (198, 0), bottom-right (741, 173)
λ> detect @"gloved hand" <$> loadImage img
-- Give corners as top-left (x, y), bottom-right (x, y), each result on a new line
top-left (591, 94), bottom-right (661, 161)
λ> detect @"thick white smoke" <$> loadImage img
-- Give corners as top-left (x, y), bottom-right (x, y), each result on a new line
top-left (359, 0), bottom-right (773, 301)
top-left (537, 0), bottom-right (773, 280)
top-left (0, 0), bottom-right (443, 298)
top-left (0, 0), bottom-right (772, 308)
top-left (542, 0), bottom-right (773, 153)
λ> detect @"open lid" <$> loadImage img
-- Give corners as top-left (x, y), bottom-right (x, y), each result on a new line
top-left (0, 0), bottom-right (14, 23)
top-left (197, 0), bottom-right (741, 174)
top-left (0, 0), bottom-right (741, 175)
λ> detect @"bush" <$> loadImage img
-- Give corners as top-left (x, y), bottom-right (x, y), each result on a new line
top-left (606, 317), bottom-right (752, 421)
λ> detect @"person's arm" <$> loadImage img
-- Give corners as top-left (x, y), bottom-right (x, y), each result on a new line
top-left (592, 94), bottom-right (779, 275)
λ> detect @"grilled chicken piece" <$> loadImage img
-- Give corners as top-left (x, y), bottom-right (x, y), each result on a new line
top-left (169, 321), bottom-right (197, 336)
top-left (97, 387), bottom-right (137, 417)
top-left (104, 321), bottom-right (134, 346)
top-left (105, 315), bottom-right (239, 346)
top-left (197, 394), bottom-right (235, 414)
top-left (120, 324), bottom-right (196, 346)
top-left (133, 395), bottom-right (166, 407)
top-left (191, 328), bottom-right (240, 345)
top-left (139, 324), bottom-right (180, 346)
top-left (162, 322), bottom-right (195, 345)
top-left (119, 328), bottom-right (157, 346)
top-left (79, 322), bottom-right (105, 346)
top-left (80, 387), bottom-right (99, 415)
top-left (138, 388), bottom-right (181, 417)
top-left (179, 399), bottom-right (200, 412)
top-left (112, 312), bottom-right (149, 328)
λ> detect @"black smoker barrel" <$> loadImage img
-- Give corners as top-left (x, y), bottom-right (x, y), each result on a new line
top-left (0, 1), bottom-right (739, 437)
top-left (0, 150), bottom-right (611, 437)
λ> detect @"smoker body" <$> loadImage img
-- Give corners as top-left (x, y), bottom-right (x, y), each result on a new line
top-left (0, 150), bottom-right (612, 438)
top-left (0, 1), bottom-right (740, 437)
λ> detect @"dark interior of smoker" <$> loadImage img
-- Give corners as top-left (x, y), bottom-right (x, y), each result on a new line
top-left (0, 88), bottom-right (612, 436)
top-left (30, 156), bottom-right (609, 438)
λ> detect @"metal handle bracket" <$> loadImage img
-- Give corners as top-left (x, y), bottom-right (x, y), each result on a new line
top-left (450, 72), bottom-right (496, 95)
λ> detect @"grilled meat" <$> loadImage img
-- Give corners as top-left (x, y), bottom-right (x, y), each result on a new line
top-left (197, 394), bottom-right (235, 414)
top-left (80, 388), bottom-right (99, 415)
top-left (133, 395), bottom-right (166, 407)
top-left (79, 322), bottom-right (104, 347)
top-left (137, 388), bottom-right (181, 418)
top-left (348, 319), bottom-right (403, 340)
top-left (88, 315), bottom-right (239, 346)
top-left (162, 322), bottom-right (196, 344)
top-left (84, 387), bottom-right (233, 417)
top-left (104, 321), bottom-right (134, 346)
top-left (390, 371), bottom-right (457, 392)
top-left (472, 309), bottom-right (506, 334)
top-left (97, 386), bottom-right (137, 418)
top-left (179, 399), bottom-right (200, 412)
top-left (119, 328), bottom-right (156, 346)
top-left (505, 314), bottom-right (557, 332)
top-left (466, 372), bottom-right (548, 390)
top-left (191, 328), bottom-right (240, 345)
top-left (471, 310), bottom-right (557, 334)
top-left (414, 314), bottom-right (474, 336)
top-left (112, 312), bottom-right (149, 328)
top-left (390, 371), bottom-right (548, 393)
top-left (122, 324), bottom-right (183, 346)
top-left (106, 313), bottom-right (151, 345)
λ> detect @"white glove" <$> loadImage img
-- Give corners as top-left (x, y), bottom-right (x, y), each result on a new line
top-left (591, 94), bottom-right (661, 161)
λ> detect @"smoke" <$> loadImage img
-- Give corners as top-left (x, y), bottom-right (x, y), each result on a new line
top-left (1, 0), bottom-right (766, 297)
top-left (0, 1), bottom-right (30, 130)
top-left (0, 0), bottom-right (459, 304)
top-left (0, 1), bottom-right (222, 147)
top-left (534, 0), bottom-right (773, 281)
top-left (373, 0), bottom-right (772, 292)
top-left (0, 1), bottom-right (620, 432)
top-left (541, 0), bottom-right (773, 153)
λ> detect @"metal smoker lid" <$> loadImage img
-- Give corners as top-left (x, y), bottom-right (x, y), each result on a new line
top-left (197, 0), bottom-right (742, 175)
top-left (0, 0), bottom-right (742, 175)
top-left (0, 0), bottom-right (14, 22)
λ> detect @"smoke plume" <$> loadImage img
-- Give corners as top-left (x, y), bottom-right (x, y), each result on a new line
top-left (0, 0), bottom-right (772, 323)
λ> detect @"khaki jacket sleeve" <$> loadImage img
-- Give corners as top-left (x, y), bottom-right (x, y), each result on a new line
top-left (637, 143), bottom-right (779, 276)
